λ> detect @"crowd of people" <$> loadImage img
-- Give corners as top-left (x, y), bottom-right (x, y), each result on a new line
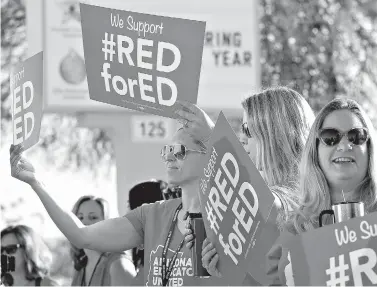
top-left (4, 86), bottom-right (377, 286)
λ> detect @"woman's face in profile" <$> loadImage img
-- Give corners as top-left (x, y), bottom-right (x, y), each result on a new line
top-left (163, 129), bottom-right (205, 186)
top-left (318, 110), bottom-right (369, 193)
top-left (242, 110), bottom-right (258, 165)
top-left (77, 200), bottom-right (104, 226)
top-left (1, 232), bottom-right (24, 271)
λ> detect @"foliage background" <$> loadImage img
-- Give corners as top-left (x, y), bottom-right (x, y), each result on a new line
top-left (2, 0), bottom-right (377, 284)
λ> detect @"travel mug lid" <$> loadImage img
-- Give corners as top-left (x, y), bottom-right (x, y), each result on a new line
top-left (334, 201), bottom-right (361, 205)
top-left (188, 213), bottom-right (202, 218)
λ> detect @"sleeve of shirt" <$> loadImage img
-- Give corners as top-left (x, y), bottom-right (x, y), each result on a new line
top-left (123, 203), bottom-right (153, 241)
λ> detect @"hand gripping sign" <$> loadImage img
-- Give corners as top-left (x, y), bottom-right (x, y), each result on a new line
top-left (11, 51), bottom-right (44, 150)
top-left (198, 112), bottom-right (276, 285)
top-left (80, 3), bottom-right (206, 118)
top-left (287, 212), bottom-right (377, 286)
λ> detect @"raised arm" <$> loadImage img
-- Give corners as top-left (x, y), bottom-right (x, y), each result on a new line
top-left (10, 145), bottom-right (142, 252)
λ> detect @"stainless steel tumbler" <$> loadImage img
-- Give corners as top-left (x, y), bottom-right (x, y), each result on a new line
top-left (189, 213), bottom-right (211, 278)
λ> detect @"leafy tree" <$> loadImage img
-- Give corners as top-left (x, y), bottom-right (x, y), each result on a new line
top-left (260, 0), bottom-right (377, 119)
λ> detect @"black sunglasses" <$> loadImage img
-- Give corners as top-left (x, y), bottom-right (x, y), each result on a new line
top-left (241, 123), bottom-right (251, 138)
top-left (318, 127), bottom-right (369, 146)
top-left (161, 144), bottom-right (206, 160)
top-left (1, 244), bottom-right (23, 255)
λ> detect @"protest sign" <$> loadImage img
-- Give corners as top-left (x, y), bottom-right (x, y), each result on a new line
top-left (80, 3), bottom-right (206, 118)
top-left (198, 111), bottom-right (276, 285)
top-left (11, 51), bottom-right (44, 150)
top-left (287, 212), bottom-right (377, 286)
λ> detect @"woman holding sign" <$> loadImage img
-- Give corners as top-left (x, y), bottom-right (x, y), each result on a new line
top-left (266, 98), bottom-right (377, 285)
top-left (176, 87), bottom-right (315, 283)
top-left (9, 125), bottom-right (219, 286)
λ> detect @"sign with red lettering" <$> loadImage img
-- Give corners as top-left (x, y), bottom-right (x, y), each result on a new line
top-left (80, 3), bottom-right (206, 118)
top-left (287, 212), bottom-right (377, 286)
top-left (198, 111), bottom-right (276, 285)
top-left (11, 51), bottom-right (44, 150)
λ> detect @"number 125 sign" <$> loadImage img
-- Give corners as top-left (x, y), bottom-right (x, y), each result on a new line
top-left (131, 115), bottom-right (173, 142)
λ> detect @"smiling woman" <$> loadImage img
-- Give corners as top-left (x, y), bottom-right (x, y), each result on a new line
top-left (318, 111), bottom-right (369, 199)
top-left (8, 121), bottom-right (220, 286)
top-left (293, 98), bottom-right (377, 231)
top-left (266, 98), bottom-right (377, 286)
top-left (161, 129), bottom-right (207, 187)
top-left (120, 126), bottom-right (219, 286)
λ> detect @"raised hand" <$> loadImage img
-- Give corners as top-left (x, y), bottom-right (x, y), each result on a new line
top-left (9, 144), bottom-right (37, 185)
top-left (174, 101), bottom-right (215, 145)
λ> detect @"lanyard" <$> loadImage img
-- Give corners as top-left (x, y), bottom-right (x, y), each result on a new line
top-left (161, 203), bottom-right (185, 286)
top-left (81, 253), bottom-right (104, 286)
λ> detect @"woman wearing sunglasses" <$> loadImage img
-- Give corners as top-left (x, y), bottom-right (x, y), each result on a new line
top-left (266, 98), bottom-right (377, 285)
top-left (1, 225), bottom-right (57, 286)
top-left (176, 87), bottom-right (315, 284)
top-left (9, 126), bottom-right (218, 286)
top-left (70, 196), bottom-right (136, 286)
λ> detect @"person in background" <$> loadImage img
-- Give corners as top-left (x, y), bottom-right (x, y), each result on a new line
top-left (128, 179), bottom-right (181, 285)
top-left (9, 124), bottom-right (219, 286)
top-left (160, 181), bottom-right (182, 200)
top-left (175, 86), bottom-right (315, 284)
top-left (266, 98), bottom-right (377, 285)
top-left (70, 195), bottom-right (136, 286)
top-left (1, 225), bottom-right (58, 286)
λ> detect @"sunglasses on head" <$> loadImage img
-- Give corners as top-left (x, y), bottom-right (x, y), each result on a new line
top-left (1, 244), bottom-right (22, 255)
top-left (318, 127), bottom-right (369, 146)
top-left (242, 123), bottom-right (251, 138)
top-left (161, 144), bottom-right (206, 160)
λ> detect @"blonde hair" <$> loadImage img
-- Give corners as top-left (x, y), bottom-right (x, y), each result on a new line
top-left (1, 225), bottom-right (52, 280)
top-left (289, 98), bottom-right (377, 234)
top-left (242, 86), bottom-right (315, 225)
